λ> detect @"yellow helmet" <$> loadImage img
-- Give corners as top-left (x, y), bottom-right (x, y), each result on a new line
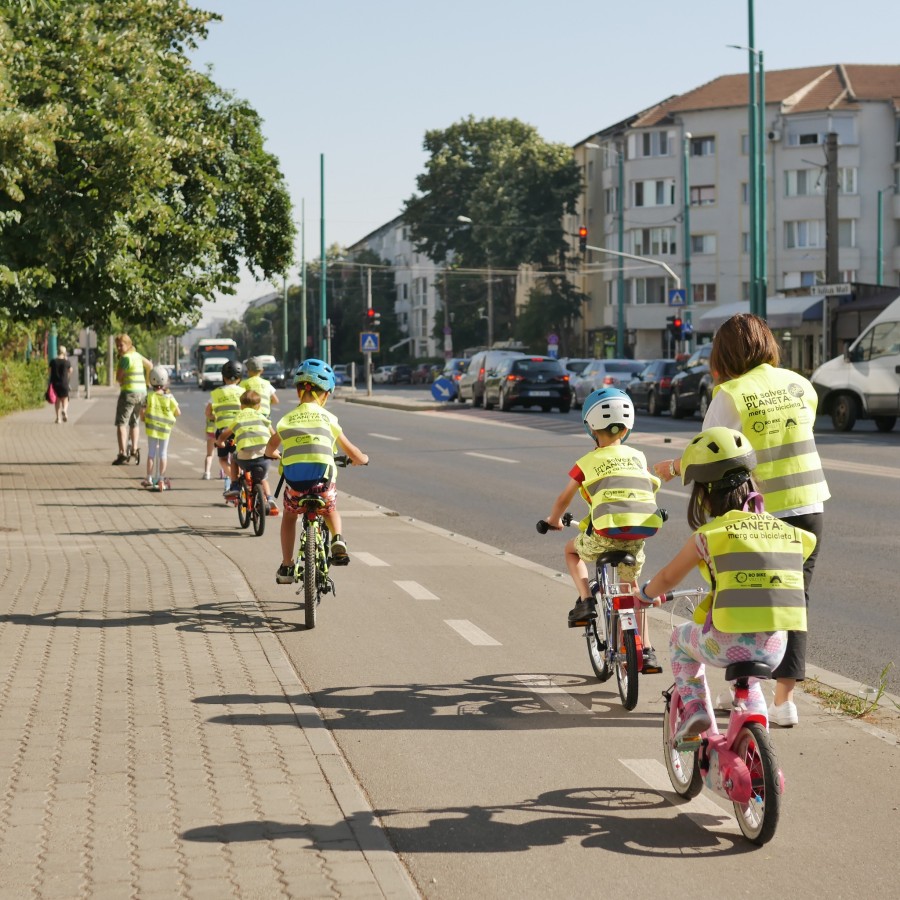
top-left (681, 427), bottom-right (756, 487)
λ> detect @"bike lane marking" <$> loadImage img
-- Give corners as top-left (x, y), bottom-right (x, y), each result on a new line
top-left (394, 580), bottom-right (439, 600)
top-left (512, 675), bottom-right (593, 715)
top-left (464, 451), bottom-right (519, 464)
top-left (354, 551), bottom-right (390, 566)
top-left (444, 619), bottom-right (502, 646)
top-left (620, 758), bottom-right (739, 834)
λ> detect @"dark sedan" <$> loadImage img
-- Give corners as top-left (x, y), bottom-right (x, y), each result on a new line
top-left (483, 356), bottom-right (570, 413)
top-left (627, 358), bottom-right (679, 416)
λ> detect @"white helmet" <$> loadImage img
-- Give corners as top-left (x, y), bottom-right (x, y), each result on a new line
top-left (149, 365), bottom-right (169, 387)
top-left (582, 387), bottom-right (634, 441)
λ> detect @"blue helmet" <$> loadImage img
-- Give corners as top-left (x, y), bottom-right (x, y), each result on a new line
top-left (293, 358), bottom-right (335, 393)
top-left (582, 387), bottom-right (634, 441)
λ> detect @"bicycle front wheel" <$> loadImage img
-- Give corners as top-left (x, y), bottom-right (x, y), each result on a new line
top-left (586, 621), bottom-right (612, 682)
top-left (733, 722), bottom-right (782, 845)
top-left (615, 620), bottom-right (640, 710)
top-left (303, 519), bottom-right (318, 629)
top-left (251, 484), bottom-right (266, 536)
top-left (663, 690), bottom-right (702, 798)
top-left (237, 484), bottom-right (251, 528)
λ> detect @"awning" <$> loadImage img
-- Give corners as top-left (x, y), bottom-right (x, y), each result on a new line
top-left (695, 296), bottom-right (824, 332)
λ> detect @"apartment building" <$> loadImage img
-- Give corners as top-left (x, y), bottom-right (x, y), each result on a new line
top-left (572, 64), bottom-right (900, 371)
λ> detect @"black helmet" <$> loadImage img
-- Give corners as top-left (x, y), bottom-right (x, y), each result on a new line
top-left (222, 360), bottom-right (244, 381)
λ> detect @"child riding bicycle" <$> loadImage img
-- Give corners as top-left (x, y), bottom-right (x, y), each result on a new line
top-left (264, 358), bottom-right (368, 584)
top-left (637, 427), bottom-right (815, 742)
top-left (215, 389), bottom-right (278, 514)
top-left (206, 360), bottom-right (245, 498)
top-left (543, 387), bottom-right (665, 673)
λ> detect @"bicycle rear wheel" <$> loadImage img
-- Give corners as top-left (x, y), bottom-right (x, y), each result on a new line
top-left (237, 483), bottom-right (251, 528)
top-left (303, 519), bottom-right (318, 629)
top-left (733, 722), bottom-right (782, 845)
top-left (251, 484), bottom-right (266, 536)
top-left (662, 689), bottom-right (702, 797)
top-left (614, 620), bottom-right (639, 710)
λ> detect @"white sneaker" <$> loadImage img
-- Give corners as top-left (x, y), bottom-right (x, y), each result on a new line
top-left (202, 472), bottom-right (211, 480)
top-left (767, 700), bottom-right (799, 727)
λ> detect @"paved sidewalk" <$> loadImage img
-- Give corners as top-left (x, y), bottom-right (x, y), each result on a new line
top-left (0, 397), bottom-right (418, 899)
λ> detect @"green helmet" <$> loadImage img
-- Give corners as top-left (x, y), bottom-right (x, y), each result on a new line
top-left (681, 427), bottom-right (757, 488)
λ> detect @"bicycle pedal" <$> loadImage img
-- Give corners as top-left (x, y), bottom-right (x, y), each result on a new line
top-left (675, 735), bottom-right (703, 749)
top-left (330, 556), bottom-right (350, 567)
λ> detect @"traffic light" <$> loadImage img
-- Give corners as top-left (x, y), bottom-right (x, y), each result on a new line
top-left (667, 315), bottom-right (683, 340)
top-left (363, 307), bottom-right (381, 329)
top-left (578, 226), bottom-right (588, 253)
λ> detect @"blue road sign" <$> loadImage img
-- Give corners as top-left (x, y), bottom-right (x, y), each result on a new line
top-left (668, 289), bottom-right (686, 306)
top-left (360, 332), bottom-right (379, 352)
top-left (431, 377), bottom-right (457, 402)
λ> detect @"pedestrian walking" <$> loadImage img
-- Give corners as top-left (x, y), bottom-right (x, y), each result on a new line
top-left (48, 345), bottom-right (71, 423)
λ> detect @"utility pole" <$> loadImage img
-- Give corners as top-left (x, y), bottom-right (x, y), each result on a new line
top-left (824, 132), bottom-right (840, 285)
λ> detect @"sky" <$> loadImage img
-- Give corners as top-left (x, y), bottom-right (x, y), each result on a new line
top-left (191, 0), bottom-right (898, 324)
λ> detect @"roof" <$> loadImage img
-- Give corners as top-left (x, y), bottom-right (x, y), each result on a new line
top-left (632, 64), bottom-right (900, 126)
top-left (696, 296), bottom-right (825, 332)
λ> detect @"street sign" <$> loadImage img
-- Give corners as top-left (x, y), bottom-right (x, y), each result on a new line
top-left (815, 284), bottom-right (853, 297)
top-left (360, 332), bottom-right (379, 352)
top-left (668, 289), bottom-right (686, 306)
top-left (431, 377), bottom-right (456, 402)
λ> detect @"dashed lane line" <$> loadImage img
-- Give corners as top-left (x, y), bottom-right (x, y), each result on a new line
top-left (444, 620), bottom-right (502, 646)
top-left (354, 551), bottom-right (390, 567)
top-left (464, 451), bottom-right (519, 464)
top-left (369, 432), bottom-right (402, 441)
top-left (394, 580), bottom-right (439, 600)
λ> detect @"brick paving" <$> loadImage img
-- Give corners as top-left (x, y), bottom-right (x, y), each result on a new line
top-left (0, 394), bottom-right (417, 899)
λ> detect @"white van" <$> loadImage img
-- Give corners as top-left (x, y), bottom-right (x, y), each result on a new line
top-left (811, 296), bottom-right (900, 432)
top-left (198, 356), bottom-right (230, 391)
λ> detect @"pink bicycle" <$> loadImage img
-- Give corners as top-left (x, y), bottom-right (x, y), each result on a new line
top-left (655, 589), bottom-right (784, 846)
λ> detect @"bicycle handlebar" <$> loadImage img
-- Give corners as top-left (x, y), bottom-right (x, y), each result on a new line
top-left (535, 512), bottom-right (574, 534)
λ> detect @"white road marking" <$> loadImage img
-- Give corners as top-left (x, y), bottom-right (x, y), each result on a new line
top-left (395, 580), bottom-right (438, 600)
top-left (354, 551), bottom-right (389, 567)
top-left (444, 619), bottom-right (501, 646)
top-left (512, 675), bottom-right (592, 715)
top-left (620, 758), bottom-right (738, 833)
top-left (465, 451), bottom-right (519, 464)
top-left (369, 432), bottom-right (402, 441)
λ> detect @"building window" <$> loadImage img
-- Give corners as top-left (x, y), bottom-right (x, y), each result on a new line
top-left (741, 232), bottom-right (750, 254)
top-left (690, 136), bottom-right (716, 157)
top-left (633, 178), bottom-right (675, 207)
top-left (690, 234), bottom-right (717, 254)
top-left (785, 220), bottom-right (825, 249)
top-left (633, 277), bottom-right (667, 305)
top-left (692, 283), bottom-right (717, 303)
top-left (783, 271), bottom-right (823, 289)
top-left (632, 227), bottom-right (676, 256)
top-left (839, 219), bottom-right (857, 248)
top-left (741, 182), bottom-right (749, 204)
top-left (604, 187), bottom-right (619, 214)
top-left (785, 167), bottom-right (858, 196)
top-left (630, 130), bottom-right (672, 158)
top-left (838, 167), bottom-right (858, 194)
top-left (741, 133), bottom-right (750, 155)
top-left (690, 185), bottom-right (716, 206)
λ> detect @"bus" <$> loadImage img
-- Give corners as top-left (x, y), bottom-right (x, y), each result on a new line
top-left (194, 338), bottom-right (239, 374)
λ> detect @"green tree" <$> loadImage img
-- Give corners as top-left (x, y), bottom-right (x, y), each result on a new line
top-left (403, 116), bottom-right (582, 342)
top-left (0, 0), bottom-right (294, 331)
top-left (514, 276), bottom-right (587, 356)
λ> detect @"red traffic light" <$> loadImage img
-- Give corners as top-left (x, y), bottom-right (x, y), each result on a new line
top-left (578, 226), bottom-right (588, 253)
top-left (365, 308), bottom-right (376, 319)
top-left (673, 317), bottom-right (682, 329)
top-left (578, 226), bottom-right (588, 239)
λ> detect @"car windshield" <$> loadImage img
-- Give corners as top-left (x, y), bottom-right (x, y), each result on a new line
top-left (564, 360), bottom-right (591, 375)
top-left (606, 361), bottom-right (644, 374)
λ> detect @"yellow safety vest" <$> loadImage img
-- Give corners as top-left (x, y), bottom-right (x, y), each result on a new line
top-left (240, 375), bottom-right (276, 417)
top-left (715, 365), bottom-right (830, 514)
top-left (694, 509), bottom-right (815, 633)
top-left (276, 402), bottom-right (342, 484)
top-left (232, 407), bottom-right (271, 460)
top-left (210, 384), bottom-right (243, 431)
top-left (118, 350), bottom-right (147, 394)
top-left (143, 390), bottom-right (178, 441)
top-left (575, 445), bottom-right (663, 538)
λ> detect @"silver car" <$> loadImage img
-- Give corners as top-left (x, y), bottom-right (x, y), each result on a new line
top-left (570, 358), bottom-right (647, 408)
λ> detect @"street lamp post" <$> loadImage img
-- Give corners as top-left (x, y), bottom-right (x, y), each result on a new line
top-left (682, 132), bottom-right (693, 348)
top-left (877, 185), bottom-right (897, 286)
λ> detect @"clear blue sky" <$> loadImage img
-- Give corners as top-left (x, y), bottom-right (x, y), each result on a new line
top-left (193, 0), bottom-right (896, 321)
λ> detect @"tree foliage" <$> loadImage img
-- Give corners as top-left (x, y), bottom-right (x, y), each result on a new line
top-left (0, 0), bottom-right (294, 330)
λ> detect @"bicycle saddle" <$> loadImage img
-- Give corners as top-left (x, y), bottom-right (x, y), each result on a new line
top-left (724, 661), bottom-right (773, 682)
top-left (595, 550), bottom-right (636, 568)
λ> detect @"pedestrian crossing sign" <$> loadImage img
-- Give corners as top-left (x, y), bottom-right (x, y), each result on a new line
top-left (360, 332), bottom-right (379, 352)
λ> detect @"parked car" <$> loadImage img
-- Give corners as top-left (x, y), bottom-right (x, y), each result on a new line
top-left (457, 349), bottom-right (527, 407)
top-left (438, 358), bottom-right (469, 401)
top-left (411, 363), bottom-right (434, 384)
top-left (372, 365), bottom-right (395, 384)
top-left (626, 358), bottom-right (680, 416)
top-left (483, 356), bottom-right (570, 413)
top-left (668, 343), bottom-right (714, 418)
top-left (558, 357), bottom-right (592, 378)
top-left (261, 361), bottom-right (286, 389)
top-left (570, 359), bottom-right (646, 408)
top-left (390, 364), bottom-right (414, 384)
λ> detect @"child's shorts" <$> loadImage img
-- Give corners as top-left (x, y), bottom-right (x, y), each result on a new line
top-left (573, 533), bottom-right (645, 583)
top-left (283, 479), bottom-right (337, 517)
top-left (237, 457), bottom-right (268, 484)
top-left (215, 428), bottom-right (235, 459)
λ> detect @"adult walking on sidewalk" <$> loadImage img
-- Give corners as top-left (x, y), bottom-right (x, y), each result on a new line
top-left (47, 345), bottom-right (71, 423)
top-left (112, 333), bottom-right (152, 465)
top-left (653, 313), bottom-right (829, 727)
